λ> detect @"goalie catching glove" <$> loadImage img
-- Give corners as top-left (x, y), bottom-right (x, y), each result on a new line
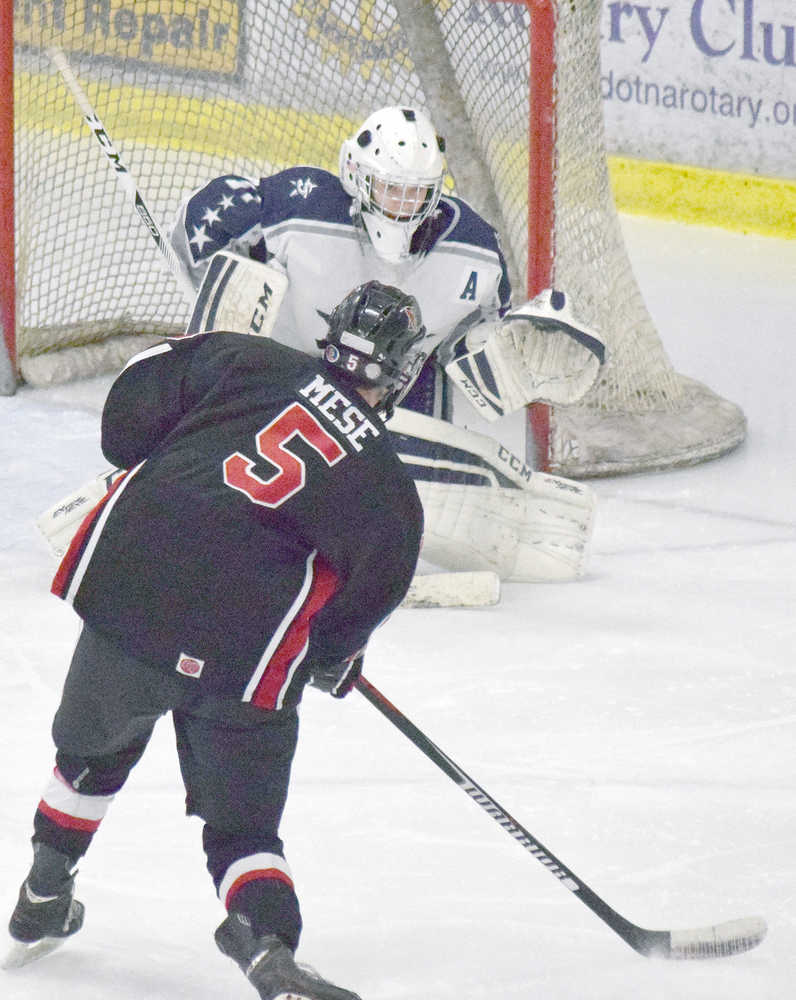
top-left (309, 652), bottom-right (364, 699)
top-left (443, 289), bottom-right (606, 420)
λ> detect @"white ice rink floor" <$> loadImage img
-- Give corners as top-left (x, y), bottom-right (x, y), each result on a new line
top-left (1, 215), bottom-right (794, 999)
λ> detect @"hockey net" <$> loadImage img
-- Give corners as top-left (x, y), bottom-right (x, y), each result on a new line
top-left (5, 0), bottom-right (745, 476)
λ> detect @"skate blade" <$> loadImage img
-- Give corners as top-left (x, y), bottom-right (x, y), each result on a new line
top-left (2, 933), bottom-right (67, 969)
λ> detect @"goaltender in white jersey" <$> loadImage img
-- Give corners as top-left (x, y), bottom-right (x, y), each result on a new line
top-left (171, 153), bottom-right (509, 373)
top-left (169, 107), bottom-right (607, 583)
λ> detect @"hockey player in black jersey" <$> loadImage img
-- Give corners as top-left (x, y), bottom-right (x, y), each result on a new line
top-left (5, 281), bottom-right (425, 1000)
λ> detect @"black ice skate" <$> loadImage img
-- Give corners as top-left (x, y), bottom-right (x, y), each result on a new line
top-left (215, 913), bottom-right (362, 1000)
top-left (3, 843), bottom-right (85, 969)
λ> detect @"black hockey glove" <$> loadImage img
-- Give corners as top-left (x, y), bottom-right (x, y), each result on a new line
top-left (309, 653), bottom-right (364, 699)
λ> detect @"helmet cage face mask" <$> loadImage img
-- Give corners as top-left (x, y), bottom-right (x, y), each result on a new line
top-left (319, 281), bottom-right (428, 415)
top-left (358, 169), bottom-right (442, 226)
top-left (339, 106), bottom-right (446, 262)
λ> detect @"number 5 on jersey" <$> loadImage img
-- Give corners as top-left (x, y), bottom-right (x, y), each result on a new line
top-left (223, 402), bottom-right (345, 508)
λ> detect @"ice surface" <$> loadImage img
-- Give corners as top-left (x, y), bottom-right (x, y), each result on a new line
top-left (1, 216), bottom-right (794, 999)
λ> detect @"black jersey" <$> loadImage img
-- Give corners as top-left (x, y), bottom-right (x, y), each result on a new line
top-left (53, 333), bottom-right (423, 711)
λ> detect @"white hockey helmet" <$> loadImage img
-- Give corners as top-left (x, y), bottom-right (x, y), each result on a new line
top-left (339, 106), bottom-right (446, 263)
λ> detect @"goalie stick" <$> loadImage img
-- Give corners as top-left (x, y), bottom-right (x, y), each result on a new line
top-left (49, 50), bottom-right (289, 338)
top-left (401, 571), bottom-right (499, 609)
top-left (355, 676), bottom-right (767, 960)
top-left (48, 47), bottom-right (195, 303)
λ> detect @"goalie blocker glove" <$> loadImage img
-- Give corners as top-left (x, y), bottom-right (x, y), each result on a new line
top-left (443, 289), bottom-right (606, 420)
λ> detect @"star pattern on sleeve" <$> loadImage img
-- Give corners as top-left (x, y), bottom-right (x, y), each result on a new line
top-left (189, 224), bottom-right (214, 253)
top-left (186, 179), bottom-right (262, 260)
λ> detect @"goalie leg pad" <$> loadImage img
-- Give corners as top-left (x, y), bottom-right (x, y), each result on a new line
top-left (388, 408), bottom-right (595, 582)
top-left (37, 469), bottom-right (125, 558)
top-left (415, 478), bottom-right (593, 583)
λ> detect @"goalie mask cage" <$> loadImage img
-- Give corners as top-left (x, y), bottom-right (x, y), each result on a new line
top-left (2, 0), bottom-right (746, 477)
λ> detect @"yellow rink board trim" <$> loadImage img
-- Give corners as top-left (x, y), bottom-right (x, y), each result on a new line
top-left (16, 72), bottom-right (794, 240)
top-left (608, 157), bottom-right (796, 241)
top-left (15, 71), bottom-right (349, 167)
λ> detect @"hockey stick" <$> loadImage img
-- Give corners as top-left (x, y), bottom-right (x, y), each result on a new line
top-left (355, 675), bottom-right (767, 959)
top-left (48, 47), bottom-right (195, 303)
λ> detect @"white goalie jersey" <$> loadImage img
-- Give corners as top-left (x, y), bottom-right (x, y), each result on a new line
top-left (170, 166), bottom-right (605, 417)
top-left (169, 166), bottom-right (511, 366)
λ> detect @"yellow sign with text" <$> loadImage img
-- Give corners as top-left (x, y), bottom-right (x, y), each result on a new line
top-left (15, 1), bottom-right (242, 75)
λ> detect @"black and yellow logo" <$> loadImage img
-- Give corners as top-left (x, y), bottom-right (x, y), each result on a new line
top-left (15, 1), bottom-right (242, 75)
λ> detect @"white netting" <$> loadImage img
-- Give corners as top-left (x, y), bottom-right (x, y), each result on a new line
top-left (12, 0), bottom-right (744, 473)
top-left (545, 2), bottom-right (745, 473)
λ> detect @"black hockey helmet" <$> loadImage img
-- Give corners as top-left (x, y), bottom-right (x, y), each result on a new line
top-left (318, 280), bottom-right (427, 415)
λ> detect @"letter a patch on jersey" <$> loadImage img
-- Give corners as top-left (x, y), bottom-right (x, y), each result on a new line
top-left (460, 271), bottom-right (478, 301)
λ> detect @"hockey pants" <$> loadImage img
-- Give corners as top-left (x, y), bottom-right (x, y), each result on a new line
top-left (33, 624), bottom-right (303, 950)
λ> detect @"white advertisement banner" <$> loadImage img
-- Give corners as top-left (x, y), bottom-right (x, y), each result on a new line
top-left (600, 0), bottom-right (795, 179)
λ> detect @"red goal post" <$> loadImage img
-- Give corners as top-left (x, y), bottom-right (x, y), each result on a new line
top-left (1, 0), bottom-right (745, 476)
top-left (0, 0), bottom-right (15, 391)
